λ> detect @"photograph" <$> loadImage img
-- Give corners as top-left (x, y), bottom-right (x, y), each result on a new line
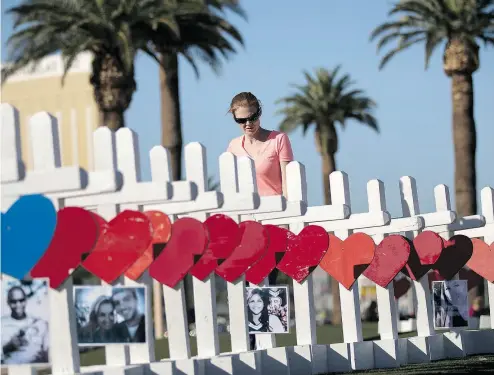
top-left (245, 286), bottom-right (289, 334)
top-left (73, 286), bottom-right (147, 346)
top-left (1, 277), bottom-right (50, 365)
top-left (432, 280), bottom-right (468, 329)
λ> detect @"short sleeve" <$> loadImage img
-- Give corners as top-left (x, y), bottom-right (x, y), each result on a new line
top-left (277, 133), bottom-right (294, 162)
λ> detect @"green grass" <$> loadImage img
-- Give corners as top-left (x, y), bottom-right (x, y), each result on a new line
top-left (79, 323), bottom-right (377, 365)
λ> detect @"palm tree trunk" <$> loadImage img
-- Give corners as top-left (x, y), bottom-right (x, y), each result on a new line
top-left (159, 52), bottom-right (195, 322)
top-left (100, 111), bottom-right (125, 131)
top-left (451, 73), bottom-right (482, 301)
top-left (321, 150), bottom-right (342, 325)
top-left (159, 52), bottom-right (183, 181)
top-left (451, 73), bottom-right (477, 217)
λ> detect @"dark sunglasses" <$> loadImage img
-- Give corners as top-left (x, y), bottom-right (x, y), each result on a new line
top-left (8, 298), bottom-right (26, 304)
top-left (233, 107), bottom-right (262, 124)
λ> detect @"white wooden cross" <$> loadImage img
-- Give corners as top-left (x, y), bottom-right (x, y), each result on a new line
top-left (398, 176), bottom-right (456, 364)
top-left (0, 107), bottom-right (120, 375)
top-left (142, 142), bottom-right (225, 375)
top-left (1, 106), bottom-right (88, 211)
top-left (355, 179), bottom-right (424, 369)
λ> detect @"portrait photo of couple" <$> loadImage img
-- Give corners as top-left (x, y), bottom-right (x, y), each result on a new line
top-left (74, 286), bottom-right (147, 346)
top-left (245, 286), bottom-right (290, 334)
top-left (432, 280), bottom-right (469, 329)
top-left (1, 278), bottom-right (50, 366)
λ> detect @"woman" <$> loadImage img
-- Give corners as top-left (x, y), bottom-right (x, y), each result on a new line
top-left (246, 288), bottom-right (284, 333)
top-left (226, 92), bottom-right (294, 285)
top-left (227, 92), bottom-right (294, 350)
top-left (78, 296), bottom-right (130, 344)
top-left (433, 281), bottom-right (468, 329)
top-left (227, 91), bottom-right (294, 199)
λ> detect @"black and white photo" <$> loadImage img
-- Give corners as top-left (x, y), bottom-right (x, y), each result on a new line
top-left (74, 286), bottom-right (147, 346)
top-left (432, 280), bottom-right (468, 329)
top-left (1, 278), bottom-right (50, 365)
top-left (245, 286), bottom-right (289, 334)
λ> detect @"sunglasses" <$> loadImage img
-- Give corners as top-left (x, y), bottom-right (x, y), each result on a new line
top-left (8, 298), bottom-right (26, 304)
top-left (233, 107), bottom-right (262, 124)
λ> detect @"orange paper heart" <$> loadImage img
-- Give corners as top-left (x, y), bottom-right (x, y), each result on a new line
top-left (319, 233), bottom-right (375, 290)
top-left (467, 239), bottom-right (494, 283)
top-left (125, 211), bottom-right (172, 280)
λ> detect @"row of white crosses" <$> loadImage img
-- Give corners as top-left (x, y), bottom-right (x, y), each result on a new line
top-left (1, 103), bottom-right (493, 375)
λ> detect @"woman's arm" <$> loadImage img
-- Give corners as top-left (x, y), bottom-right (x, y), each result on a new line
top-left (280, 161), bottom-right (289, 197)
top-left (278, 133), bottom-right (294, 198)
top-left (268, 314), bottom-right (285, 333)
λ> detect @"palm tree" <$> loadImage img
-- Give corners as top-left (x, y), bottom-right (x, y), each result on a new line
top-left (370, 0), bottom-right (494, 217)
top-left (276, 66), bottom-right (378, 325)
top-left (1, 0), bottom-right (181, 130)
top-left (157, 0), bottom-right (246, 180)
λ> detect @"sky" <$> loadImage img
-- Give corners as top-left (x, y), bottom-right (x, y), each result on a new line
top-left (2, 0), bottom-right (493, 217)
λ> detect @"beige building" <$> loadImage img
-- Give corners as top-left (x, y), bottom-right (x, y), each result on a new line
top-left (1, 52), bottom-right (98, 172)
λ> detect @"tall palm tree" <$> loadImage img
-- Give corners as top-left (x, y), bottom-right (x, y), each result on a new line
top-left (2, 0), bottom-right (181, 130)
top-left (370, 0), bottom-right (494, 217)
top-left (276, 66), bottom-right (378, 325)
top-left (158, 0), bottom-right (246, 180)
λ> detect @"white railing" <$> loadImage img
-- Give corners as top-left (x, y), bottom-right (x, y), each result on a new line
top-left (1, 103), bottom-right (493, 375)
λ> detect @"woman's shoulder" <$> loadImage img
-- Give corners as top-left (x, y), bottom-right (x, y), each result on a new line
top-left (270, 130), bottom-right (289, 140)
top-left (227, 136), bottom-right (243, 152)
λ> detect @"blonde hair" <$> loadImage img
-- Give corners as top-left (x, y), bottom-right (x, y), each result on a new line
top-left (228, 92), bottom-right (262, 115)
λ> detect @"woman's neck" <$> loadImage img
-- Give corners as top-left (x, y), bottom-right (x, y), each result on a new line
top-left (252, 313), bottom-right (261, 324)
top-left (244, 128), bottom-right (267, 144)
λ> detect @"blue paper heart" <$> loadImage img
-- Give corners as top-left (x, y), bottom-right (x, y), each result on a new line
top-left (1, 195), bottom-right (57, 279)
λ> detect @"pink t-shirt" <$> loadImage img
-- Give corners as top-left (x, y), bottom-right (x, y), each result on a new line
top-left (227, 131), bottom-right (294, 196)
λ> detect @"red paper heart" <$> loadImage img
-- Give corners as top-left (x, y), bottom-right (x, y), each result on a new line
top-left (413, 231), bottom-right (444, 264)
top-left (215, 221), bottom-right (269, 283)
top-left (245, 225), bottom-right (289, 285)
top-left (393, 278), bottom-right (411, 299)
top-left (149, 217), bottom-right (208, 287)
top-left (125, 211), bottom-right (172, 281)
top-left (402, 232), bottom-right (444, 281)
top-left (319, 233), bottom-right (375, 290)
top-left (466, 239), bottom-right (494, 282)
top-left (363, 235), bottom-right (411, 288)
top-left (31, 207), bottom-right (99, 288)
top-left (433, 235), bottom-right (473, 280)
top-left (82, 210), bottom-right (153, 284)
top-left (277, 225), bottom-right (329, 283)
top-left (190, 214), bottom-right (241, 280)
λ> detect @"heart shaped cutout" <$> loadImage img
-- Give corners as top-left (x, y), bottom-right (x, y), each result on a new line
top-left (363, 235), bottom-right (411, 288)
top-left (215, 221), bottom-right (269, 283)
top-left (433, 235), bottom-right (473, 280)
top-left (82, 210), bottom-right (153, 284)
top-left (466, 239), bottom-right (494, 282)
top-left (319, 233), bottom-right (375, 290)
top-left (245, 225), bottom-right (289, 285)
top-left (125, 211), bottom-right (172, 281)
top-left (149, 217), bottom-right (209, 288)
top-left (401, 232), bottom-right (444, 281)
top-left (31, 207), bottom-right (100, 288)
top-left (277, 225), bottom-right (329, 283)
top-left (190, 214), bottom-right (241, 281)
top-left (1, 195), bottom-right (57, 280)
top-left (413, 231), bottom-right (444, 265)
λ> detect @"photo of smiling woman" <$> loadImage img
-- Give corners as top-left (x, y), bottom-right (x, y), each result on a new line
top-left (432, 280), bottom-right (468, 329)
top-left (246, 287), bottom-right (289, 334)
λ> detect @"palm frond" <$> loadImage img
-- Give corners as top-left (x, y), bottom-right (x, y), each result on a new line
top-left (275, 66), bottom-right (379, 141)
top-left (370, 0), bottom-right (494, 69)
